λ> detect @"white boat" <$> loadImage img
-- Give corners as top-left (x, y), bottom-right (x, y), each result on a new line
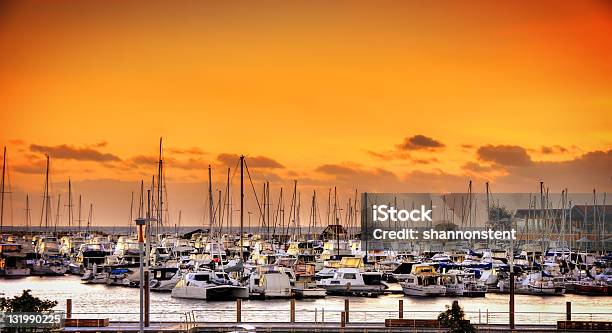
top-left (497, 272), bottom-right (565, 295)
top-left (31, 257), bottom-right (67, 276)
top-left (317, 267), bottom-right (386, 296)
top-left (150, 267), bottom-right (181, 292)
top-left (81, 263), bottom-right (109, 284)
top-left (107, 267), bottom-right (139, 286)
top-left (314, 267), bottom-right (337, 281)
top-left (248, 265), bottom-right (294, 298)
top-left (171, 270), bottom-right (248, 300)
top-left (440, 270), bottom-right (486, 297)
top-left (524, 273), bottom-right (565, 295)
top-left (291, 263), bottom-right (326, 298)
top-left (400, 264), bottom-right (446, 296)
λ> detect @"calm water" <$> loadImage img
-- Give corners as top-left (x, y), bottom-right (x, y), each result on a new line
top-left (1, 276), bottom-right (611, 325)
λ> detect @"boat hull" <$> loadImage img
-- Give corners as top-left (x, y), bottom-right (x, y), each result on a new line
top-left (401, 284), bottom-right (446, 297)
top-left (172, 285), bottom-right (249, 300)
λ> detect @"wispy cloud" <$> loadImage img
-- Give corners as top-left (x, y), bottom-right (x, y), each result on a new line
top-left (477, 145), bottom-right (532, 167)
top-left (397, 135), bottom-right (445, 151)
top-left (30, 144), bottom-right (121, 162)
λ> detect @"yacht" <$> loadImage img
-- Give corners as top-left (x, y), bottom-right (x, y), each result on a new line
top-left (440, 270), bottom-right (486, 297)
top-left (81, 263), bottom-right (110, 284)
top-left (150, 267), bottom-right (181, 292)
top-left (0, 243), bottom-right (30, 276)
top-left (68, 243), bottom-right (110, 275)
top-left (292, 263), bottom-right (326, 298)
top-left (317, 267), bottom-right (386, 296)
top-left (400, 264), bottom-right (446, 296)
top-left (171, 270), bottom-right (248, 300)
top-left (248, 265), bottom-right (294, 298)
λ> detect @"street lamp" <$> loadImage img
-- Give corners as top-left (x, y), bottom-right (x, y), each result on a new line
top-left (135, 217), bottom-right (146, 333)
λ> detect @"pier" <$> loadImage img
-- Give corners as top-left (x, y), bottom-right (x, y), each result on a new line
top-left (57, 299), bottom-right (611, 333)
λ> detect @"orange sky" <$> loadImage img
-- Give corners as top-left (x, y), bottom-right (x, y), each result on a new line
top-left (0, 1), bottom-right (610, 226)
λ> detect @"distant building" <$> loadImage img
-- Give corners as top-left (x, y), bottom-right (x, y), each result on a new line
top-left (320, 224), bottom-right (347, 240)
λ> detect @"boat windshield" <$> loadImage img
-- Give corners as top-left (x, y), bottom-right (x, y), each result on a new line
top-left (193, 274), bottom-right (211, 282)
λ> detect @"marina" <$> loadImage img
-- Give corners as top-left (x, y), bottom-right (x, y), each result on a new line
top-left (0, 147), bottom-right (611, 332)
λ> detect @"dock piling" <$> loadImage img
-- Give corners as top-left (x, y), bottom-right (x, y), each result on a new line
top-left (290, 299), bottom-right (295, 323)
top-left (566, 301), bottom-right (571, 321)
top-left (66, 299), bottom-right (72, 319)
top-left (237, 298), bottom-right (242, 323)
top-left (344, 299), bottom-right (349, 323)
top-left (399, 299), bottom-right (403, 319)
top-left (340, 311), bottom-right (346, 328)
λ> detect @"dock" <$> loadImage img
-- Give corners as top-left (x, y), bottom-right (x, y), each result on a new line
top-left (61, 321), bottom-right (564, 332)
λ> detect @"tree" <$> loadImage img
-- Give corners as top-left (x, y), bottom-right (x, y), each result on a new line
top-left (438, 300), bottom-right (475, 333)
top-left (0, 289), bottom-right (57, 313)
top-left (489, 205), bottom-right (512, 221)
top-left (0, 290), bottom-right (58, 333)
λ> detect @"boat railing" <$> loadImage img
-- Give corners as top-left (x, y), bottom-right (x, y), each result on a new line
top-left (66, 308), bottom-right (612, 326)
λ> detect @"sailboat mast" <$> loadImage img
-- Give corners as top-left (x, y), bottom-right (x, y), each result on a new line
top-left (40, 155), bottom-right (50, 230)
top-left (266, 181), bottom-right (270, 239)
top-left (55, 194), bottom-right (61, 234)
top-left (129, 191), bottom-right (134, 236)
top-left (239, 155), bottom-right (244, 264)
top-left (25, 194), bottom-right (31, 234)
top-left (78, 195), bottom-right (82, 233)
top-left (261, 182), bottom-right (266, 237)
top-left (486, 181), bottom-right (490, 222)
top-left (208, 165), bottom-right (214, 231)
top-left (225, 167), bottom-right (230, 235)
top-left (68, 179), bottom-right (73, 231)
top-left (157, 137), bottom-right (163, 236)
top-left (87, 203), bottom-right (92, 234)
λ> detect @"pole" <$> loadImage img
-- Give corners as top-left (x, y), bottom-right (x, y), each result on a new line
top-left (137, 217), bottom-right (145, 333)
top-left (144, 270), bottom-right (150, 327)
top-left (240, 155), bottom-right (244, 265)
top-left (145, 190), bottom-right (151, 327)
top-left (509, 272), bottom-right (515, 329)
top-left (66, 299), bottom-right (72, 319)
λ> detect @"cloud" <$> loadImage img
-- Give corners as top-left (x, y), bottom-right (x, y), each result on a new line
top-left (217, 153), bottom-right (284, 169)
top-left (167, 147), bottom-right (206, 156)
top-left (397, 135), bottom-right (445, 151)
top-left (316, 164), bottom-right (360, 176)
top-left (540, 145), bottom-right (568, 154)
top-left (366, 150), bottom-right (410, 161)
top-left (477, 145), bottom-right (533, 166)
top-left (30, 144), bottom-right (121, 162)
top-left (494, 149), bottom-right (612, 191)
top-left (315, 163), bottom-right (401, 191)
top-left (462, 161), bottom-right (495, 173)
top-left (412, 158), bottom-right (439, 164)
top-left (367, 135), bottom-right (444, 161)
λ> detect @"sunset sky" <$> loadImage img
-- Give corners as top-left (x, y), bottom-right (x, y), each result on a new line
top-left (0, 1), bottom-right (611, 227)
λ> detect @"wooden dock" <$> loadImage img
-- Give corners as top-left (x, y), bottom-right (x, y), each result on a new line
top-left (60, 321), bottom-right (565, 332)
